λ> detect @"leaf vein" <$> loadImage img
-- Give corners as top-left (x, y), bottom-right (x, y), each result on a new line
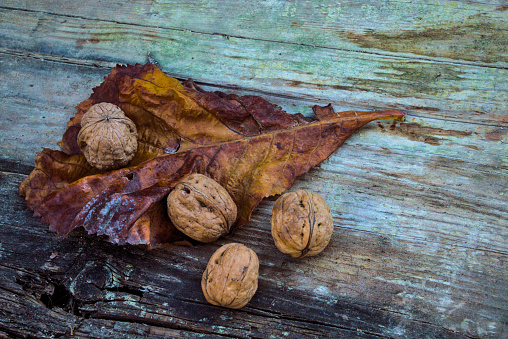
top-left (237, 97), bottom-right (263, 133)
top-left (241, 134), bottom-right (276, 205)
top-left (280, 129), bottom-right (297, 179)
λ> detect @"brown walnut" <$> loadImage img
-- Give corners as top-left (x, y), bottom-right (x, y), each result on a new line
top-left (201, 243), bottom-right (259, 309)
top-left (166, 174), bottom-right (237, 243)
top-left (271, 190), bottom-right (334, 258)
top-left (77, 102), bottom-right (138, 171)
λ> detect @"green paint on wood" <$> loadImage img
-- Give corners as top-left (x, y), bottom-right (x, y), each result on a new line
top-left (1, 6), bottom-right (506, 123)
top-left (4, 0), bottom-right (506, 65)
top-left (146, 0), bottom-right (508, 65)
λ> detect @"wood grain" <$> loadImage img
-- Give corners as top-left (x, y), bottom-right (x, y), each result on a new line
top-left (0, 7), bottom-right (506, 125)
top-left (3, 0), bottom-right (507, 64)
top-left (0, 0), bottom-right (506, 337)
top-left (1, 170), bottom-right (506, 338)
top-left (1, 52), bottom-right (507, 338)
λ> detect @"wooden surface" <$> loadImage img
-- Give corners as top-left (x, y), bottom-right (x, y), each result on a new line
top-left (0, 1), bottom-right (506, 338)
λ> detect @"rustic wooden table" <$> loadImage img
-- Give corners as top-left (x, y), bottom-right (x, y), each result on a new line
top-left (0, 1), bottom-right (506, 338)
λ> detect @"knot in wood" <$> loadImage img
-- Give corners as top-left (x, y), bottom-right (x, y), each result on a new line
top-left (271, 190), bottom-right (333, 258)
top-left (77, 102), bottom-right (138, 171)
top-left (201, 243), bottom-right (259, 309)
top-left (69, 261), bottom-right (114, 301)
top-left (166, 174), bottom-right (237, 243)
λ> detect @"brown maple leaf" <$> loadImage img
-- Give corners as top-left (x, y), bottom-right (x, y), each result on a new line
top-left (19, 63), bottom-right (404, 248)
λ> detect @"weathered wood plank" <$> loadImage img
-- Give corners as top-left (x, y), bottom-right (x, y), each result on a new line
top-left (0, 8), bottom-right (506, 125)
top-left (3, 0), bottom-right (507, 65)
top-left (1, 171), bottom-right (506, 338)
top-left (0, 54), bottom-right (507, 337)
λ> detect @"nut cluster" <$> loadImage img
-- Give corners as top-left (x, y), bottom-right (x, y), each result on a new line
top-left (77, 107), bottom-right (335, 309)
top-left (271, 189), bottom-right (334, 258)
top-left (78, 102), bottom-right (138, 171)
top-left (201, 243), bottom-right (259, 309)
top-left (166, 174), bottom-right (237, 243)
top-left (71, 96), bottom-right (338, 310)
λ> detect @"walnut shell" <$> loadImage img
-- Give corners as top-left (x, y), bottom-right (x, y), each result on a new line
top-left (271, 190), bottom-right (333, 258)
top-left (167, 174), bottom-right (237, 243)
top-left (77, 102), bottom-right (138, 171)
top-left (201, 243), bottom-right (259, 309)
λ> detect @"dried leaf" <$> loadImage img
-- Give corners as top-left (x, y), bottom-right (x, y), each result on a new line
top-left (19, 63), bottom-right (404, 248)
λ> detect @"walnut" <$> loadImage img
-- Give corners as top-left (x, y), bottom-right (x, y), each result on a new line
top-left (201, 243), bottom-right (259, 309)
top-left (271, 190), bottom-right (334, 258)
top-left (166, 174), bottom-right (237, 243)
top-left (77, 102), bottom-right (138, 171)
